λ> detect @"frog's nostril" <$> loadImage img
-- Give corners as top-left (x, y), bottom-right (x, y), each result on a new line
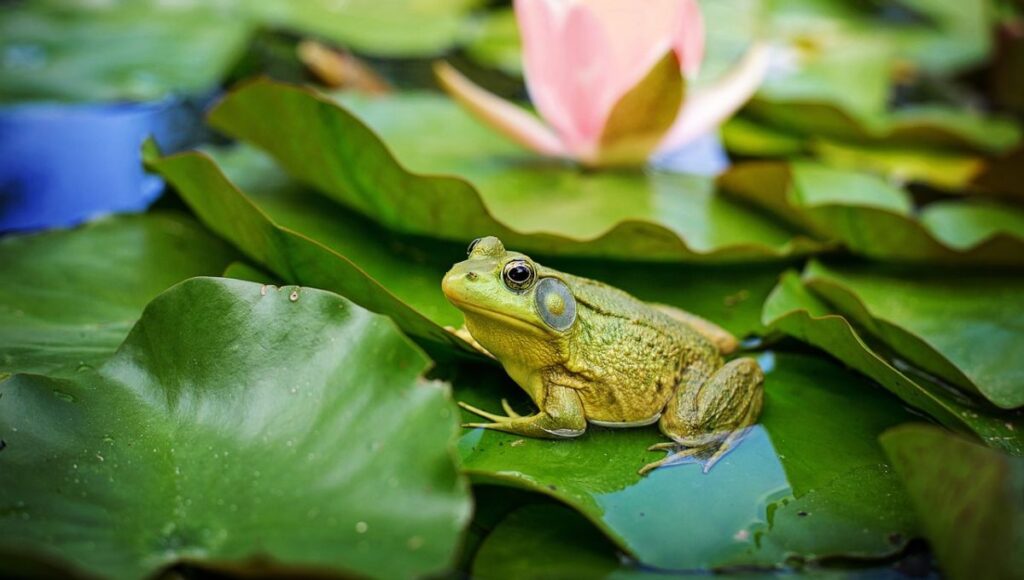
top-left (466, 272), bottom-right (478, 281)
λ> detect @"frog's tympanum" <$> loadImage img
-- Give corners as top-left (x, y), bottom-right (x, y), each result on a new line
top-left (442, 237), bottom-right (764, 475)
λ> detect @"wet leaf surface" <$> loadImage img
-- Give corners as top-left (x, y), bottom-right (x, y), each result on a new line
top-left (881, 424), bottom-right (1024, 580)
top-left (0, 0), bottom-right (478, 102)
top-left (206, 80), bottom-right (825, 262)
top-left (0, 277), bottom-right (469, 579)
top-left (721, 162), bottom-right (1024, 264)
top-left (0, 3), bottom-right (250, 103)
top-left (0, 213), bottom-right (237, 378)
top-left (472, 504), bottom-right (640, 579)
top-left (762, 270), bottom-right (1024, 453)
top-left (454, 352), bottom-right (918, 570)
top-left (804, 261), bottom-right (1024, 409)
top-left (145, 144), bottom-right (468, 352)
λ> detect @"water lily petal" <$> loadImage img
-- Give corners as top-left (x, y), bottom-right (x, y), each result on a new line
top-left (657, 42), bottom-right (771, 154)
top-left (595, 50), bottom-right (685, 167)
top-left (434, 61), bottom-right (567, 157)
top-left (517, 0), bottom-right (620, 157)
top-left (674, 0), bottom-right (705, 78)
top-left (584, 0), bottom-right (696, 85)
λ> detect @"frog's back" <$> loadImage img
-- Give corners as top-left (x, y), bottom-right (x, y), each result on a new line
top-left (550, 270), bottom-right (721, 424)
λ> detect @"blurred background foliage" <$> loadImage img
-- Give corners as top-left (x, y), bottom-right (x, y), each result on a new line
top-left (1, 0), bottom-right (1024, 578)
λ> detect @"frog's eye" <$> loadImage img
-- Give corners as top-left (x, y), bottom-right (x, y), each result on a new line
top-left (466, 238), bottom-right (482, 256)
top-left (502, 260), bottom-right (535, 291)
top-left (535, 278), bottom-right (576, 331)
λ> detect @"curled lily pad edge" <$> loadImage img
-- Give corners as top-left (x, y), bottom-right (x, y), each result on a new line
top-left (206, 78), bottom-right (830, 263)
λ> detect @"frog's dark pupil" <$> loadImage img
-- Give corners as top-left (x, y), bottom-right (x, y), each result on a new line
top-left (467, 238), bottom-right (481, 256)
top-left (509, 266), bottom-right (530, 283)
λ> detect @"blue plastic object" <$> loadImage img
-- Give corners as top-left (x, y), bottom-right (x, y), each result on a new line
top-left (0, 96), bottom-right (210, 232)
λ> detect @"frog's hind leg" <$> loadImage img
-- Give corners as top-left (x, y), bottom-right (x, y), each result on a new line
top-left (640, 358), bottom-right (764, 476)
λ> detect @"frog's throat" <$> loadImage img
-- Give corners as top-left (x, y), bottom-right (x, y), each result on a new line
top-left (448, 297), bottom-right (547, 336)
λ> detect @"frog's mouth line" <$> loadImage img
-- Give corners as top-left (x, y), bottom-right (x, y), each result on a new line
top-left (446, 297), bottom-right (546, 335)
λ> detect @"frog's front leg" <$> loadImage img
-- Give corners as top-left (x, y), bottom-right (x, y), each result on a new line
top-left (459, 379), bottom-right (586, 439)
top-left (445, 324), bottom-right (495, 359)
top-left (640, 358), bottom-right (764, 475)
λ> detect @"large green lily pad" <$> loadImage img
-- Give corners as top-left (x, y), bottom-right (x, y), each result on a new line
top-left (206, 80), bottom-right (824, 263)
top-left (727, 112), bottom-right (1020, 192)
top-left (1, 0), bottom-right (478, 103)
top-left (0, 277), bottom-right (469, 579)
top-left (760, 0), bottom-right (997, 108)
top-left (145, 144), bottom-right (468, 352)
top-left (239, 0), bottom-right (479, 58)
top-left (0, 3), bottom-right (250, 103)
top-left (454, 352), bottom-right (918, 570)
top-left (0, 213), bottom-right (237, 378)
top-left (150, 143), bottom-right (787, 350)
top-left (745, 103), bottom-right (1020, 157)
top-left (739, 0), bottom-right (1018, 183)
top-left (472, 504), bottom-right (642, 578)
top-left (804, 261), bottom-right (1024, 409)
top-left (762, 270), bottom-right (1024, 453)
top-left (881, 424), bottom-right (1024, 580)
top-left (720, 162), bottom-right (1024, 264)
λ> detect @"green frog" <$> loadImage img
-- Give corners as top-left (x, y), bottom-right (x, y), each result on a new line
top-left (442, 237), bottom-right (765, 475)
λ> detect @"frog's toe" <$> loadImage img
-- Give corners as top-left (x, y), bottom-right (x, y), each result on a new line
top-left (638, 458), bottom-right (665, 477)
top-left (647, 442), bottom-right (677, 452)
top-left (500, 398), bottom-right (522, 418)
top-left (458, 401), bottom-right (515, 423)
top-left (463, 421), bottom-right (500, 430)
top-left (638, 446), bottom-right (701, 476)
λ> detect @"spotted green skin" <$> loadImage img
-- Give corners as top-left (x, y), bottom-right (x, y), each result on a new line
top-left (442, 237), bottom-right (765, 473)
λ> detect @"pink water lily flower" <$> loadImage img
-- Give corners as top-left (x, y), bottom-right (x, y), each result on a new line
top-left (436, 0), bottom-right (769, 168)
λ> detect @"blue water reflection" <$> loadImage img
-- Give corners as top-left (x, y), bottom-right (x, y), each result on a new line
top-left (598, 425), bottom-right (790, 569)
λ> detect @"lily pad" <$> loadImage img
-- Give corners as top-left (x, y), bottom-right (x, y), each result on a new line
top-left (206, 79), bottom-right (824, 262)
top-left (0, 3), bottom-right (251, 103)
top-left (720, 162), bottom-right (1024, 264)
top-left (804, 261), bottom-right (1024, 409)
top-left (150, 143), bottom-right (788, 350)
top-left (881, 424), bottom-right (1024, 580)
top-left (762, 270), bottom-right (1024, 453)
top-left (145, 143), bottom-right (468, 352)
top-left (760, 0), bottom-right (998, 110)
top-left (0, 212), bottom-right (237, 378)
top-left (455, 352), bottom-right (918, 570)
top-left (810, 139), bottom-right (987, 192)
top-left (240, 0), bottom-right (479, 58)
top-left (0, 277), bottom-right (469, 579)
top-left (0, 0), bottom-right (481, 102)
top-left (459, 8), bottom-right (523, 76)
top-left (472, 504), bottom-right (641, 578)
top-left (745, 0), bottom-right (1017, 176)
top-left (745, 103), bottom-right (1020, 157)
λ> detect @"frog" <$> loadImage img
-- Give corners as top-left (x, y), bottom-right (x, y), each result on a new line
top-left (441, 237), bottom-right (764, 475)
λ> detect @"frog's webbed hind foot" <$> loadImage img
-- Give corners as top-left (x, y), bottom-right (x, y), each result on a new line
top-left (639, 427), bottom-right (750, 476)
